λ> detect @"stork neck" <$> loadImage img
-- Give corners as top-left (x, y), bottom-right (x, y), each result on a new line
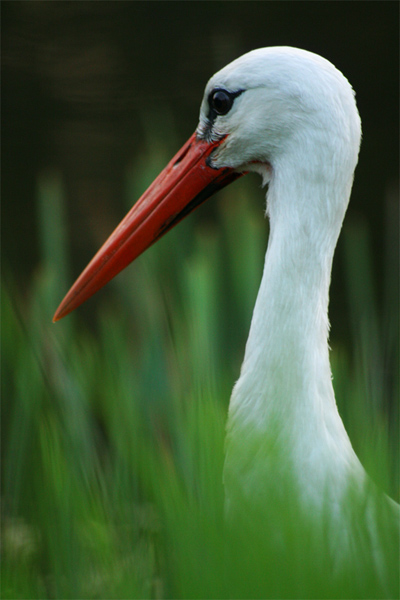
top-left (244, 171), bottom-right (347, 396)
top-left (228, 169), bottom-right (354, 445)
top-left (224, 173), bottom-right (359, 509)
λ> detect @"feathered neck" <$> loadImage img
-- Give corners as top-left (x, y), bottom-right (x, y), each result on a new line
top-left (224, 164), bottom-right (362, 511)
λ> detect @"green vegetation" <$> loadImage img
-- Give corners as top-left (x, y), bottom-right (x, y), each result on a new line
top-left (2, 142), bottom-right (398, 598)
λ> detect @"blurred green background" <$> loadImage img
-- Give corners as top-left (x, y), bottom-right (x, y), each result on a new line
top-left (2, 2), bottom-right (399, 598)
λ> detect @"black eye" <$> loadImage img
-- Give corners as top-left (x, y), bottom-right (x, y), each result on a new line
top-left (210, 89), bottom-right (233, 116)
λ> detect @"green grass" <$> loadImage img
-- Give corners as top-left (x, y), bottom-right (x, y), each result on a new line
top-left (2, 140), bottom-right (399, 598)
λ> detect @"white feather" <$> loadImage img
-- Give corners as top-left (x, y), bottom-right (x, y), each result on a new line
top-left (196, 48), bottom-right (398, 535)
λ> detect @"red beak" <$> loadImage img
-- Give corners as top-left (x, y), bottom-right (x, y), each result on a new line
top-left (53, 132), bottom-right (243, 322)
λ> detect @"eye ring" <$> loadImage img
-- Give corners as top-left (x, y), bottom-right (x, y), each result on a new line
top-left (208, 88), bottom-right (244, 117)
top-left (210, 89), bottom-right (233, 116)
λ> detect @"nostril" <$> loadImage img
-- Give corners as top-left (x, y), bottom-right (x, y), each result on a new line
top-left (173, 143), bottom-right (192, 166)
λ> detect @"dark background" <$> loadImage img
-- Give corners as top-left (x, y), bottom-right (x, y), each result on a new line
top-left (2, 1), bottom-right (399, 323)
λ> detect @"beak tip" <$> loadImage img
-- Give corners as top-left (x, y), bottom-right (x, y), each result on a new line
top-left (52, 310), bottom-right (62, 323)
top-left (52, 302), bottom-right (69, 322)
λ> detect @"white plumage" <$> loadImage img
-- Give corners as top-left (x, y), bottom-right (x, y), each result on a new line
top-left (194, 51), bottom-right (398, 574)
top-left (54, 47), bottom-right (398, 577)
top-left (204, 48), bottom-right (364, 511)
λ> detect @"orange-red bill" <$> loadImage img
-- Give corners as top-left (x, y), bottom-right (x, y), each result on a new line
top-left (53, 132), bottom-right (243, 322)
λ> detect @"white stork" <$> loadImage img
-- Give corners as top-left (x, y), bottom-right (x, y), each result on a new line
top-left (54, 47), bottom-right (398, 568)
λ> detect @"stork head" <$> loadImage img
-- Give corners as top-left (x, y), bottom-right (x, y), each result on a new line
top-left (197, 47), bottom-right (361, 183)
top-left (53, 47), bottom-right (361, 321)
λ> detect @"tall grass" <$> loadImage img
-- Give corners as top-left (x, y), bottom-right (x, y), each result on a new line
top-left (2, 135), bottom-right (398, 598)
